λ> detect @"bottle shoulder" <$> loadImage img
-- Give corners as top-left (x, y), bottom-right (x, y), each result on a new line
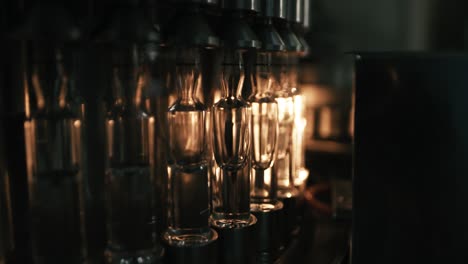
top-left (107, 105), bottom-right (151, 119)
top-left (213, 97), bottom-right (250, 109)
top-left (32, 107), bottom-right (78, 121)
top-left (168, 99), bottom-right (206, 112)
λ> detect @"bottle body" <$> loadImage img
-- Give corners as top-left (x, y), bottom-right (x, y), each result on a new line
top-left (166, 109), bottom-right (212, 235)
top-left (164, 49), bottom-right (217, 246)
top-left (272, 53), bottom-right (299, 199)
top-left (249, 51), bottom-right (282, 211)
top-left (105, 112), bottom-right (157, 261)
top-left (103, 44), bottom-right (161, 263)
top-left (23, 44), bottom-right (87, 264)
top-left (211, 100), bottom-right (252, 227)
top-left (211, 50), bottom-right (253, 228)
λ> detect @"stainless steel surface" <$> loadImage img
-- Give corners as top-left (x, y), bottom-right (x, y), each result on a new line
top-left (287, 0), bottom-right (302, 24)
top-left (277, 23), bottom-right (303, 52)
top-left (260, 0), bottom-right (287, 19)
top-left (168, 9), bottom-right (219, 48)
top-left (220, 14), bottom-right (261, 49)
top-left (302, 0), bottom-right (311, 30)
top-left (220, 0), bottom-right (260, 12)
top-left (169, 0), bottom-right (219, 5)
top-left (253, 19), bottom-right (286, 52)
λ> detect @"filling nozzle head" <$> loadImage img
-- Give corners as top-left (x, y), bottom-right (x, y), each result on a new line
top-left (220, 0), bottom-right (261, 13)
top-left (167, 7), bottom-right (220, 48)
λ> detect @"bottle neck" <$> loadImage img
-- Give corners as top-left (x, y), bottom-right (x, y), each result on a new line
top-left (253, 52), bottom-right (274, 97)
top-left (111, 44), bottom-right (148, 111)
top-left (175, 48), bottom-right (202, 105)
top-left (221, 49), bottom-right (245, 99)
top-left (288, 53), bottom-right (299, 91)
top-left (29, 45), bottom-right (74, 115)
top-left (272, 51), bottom-right (290, 93)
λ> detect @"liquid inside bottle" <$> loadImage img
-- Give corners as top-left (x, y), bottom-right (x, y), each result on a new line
top-left (104, 44), bottom-right (160, 263)
top-left (211, 50), bottom-right (252, 228)
top-left (249, 52), bottom-right (281, 208)
top-left (23, 45), bottom-right (87, 264)
top-left (250, 101), bottom-right (278, 203)
top-left (164, 48), bottom-right (217, 246)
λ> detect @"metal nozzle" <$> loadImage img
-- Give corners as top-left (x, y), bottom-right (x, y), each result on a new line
top-left (277, 24), bottom-right (303, 52)
top-left (287, 0), bottom-right (302, 24)
top-left (93, 5), bottom-right (161, 43)
top-left (254, 21), bottom-right (286, 52)
top-left (221, 17), bottom-right (261, 49)
top-left (169, 11), bottom-right (219, 48)
top-left (169, 0), bottom-right (219, 6)
top-left (260, 0), bottom-right (287, 20)
top-left (302, 0), bottom-right (311, 30)
top-left (220, 0), bottom-right (261, 13)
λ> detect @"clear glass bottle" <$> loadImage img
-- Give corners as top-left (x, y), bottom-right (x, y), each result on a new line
top-left (211, 50), bottom-right (252, 228)
top-left (164, 48), bottom-right (217, 246)
top-left (272, 52), bottom-right (299, 199)
top-left (249, 51), bottom-right (281, 211)
top-left (104, 44), bottom-right (160, 263)
top-left (23, 44), bottom-right (87, 264)
top-left (280, 51), bottom-right (309, 189)
top-left (289, 55), bottom-right (309, 187)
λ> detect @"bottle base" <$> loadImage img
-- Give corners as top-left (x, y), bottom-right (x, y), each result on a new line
top-left (250, 200), bottom-right (284, 213)
top-left (163, 227), bottom-right (218, 247)
top-left (210, 213), bottom-right (255, 229)
top-left (104, 248), bottom-right (162, 264)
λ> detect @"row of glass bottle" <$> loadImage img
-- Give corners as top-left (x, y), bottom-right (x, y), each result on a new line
top-left (21, 43), bottom-right (307, 263)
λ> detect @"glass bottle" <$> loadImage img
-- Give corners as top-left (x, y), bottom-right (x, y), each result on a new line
top-left (211, 50), bottom-right (252, 228)
top-left (104, 43), bottom-right (160, 263)
top-left (164, 48), bottom-right (217, 246)
top-left (23, 43), bottom-right (87, 264)
top-left (289, 55), bottom-right (309, 188)
top-left (272, 52), bottom-right (299, 199)
top-left (249, 51), bottom-right (281, 211)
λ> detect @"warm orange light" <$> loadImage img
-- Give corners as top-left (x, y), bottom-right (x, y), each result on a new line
top-left (23, 73), bottom-right (31, 118)
top-left (59, 75), bottom-right (68, 109)
top-left (135, 74), bottom-right (145, 107)
top-left (148, 116), bottom-right (156, 164)
top-left (32, 72), bottom-right (45, 110)
top-left (319, 106), bottom-right (332, 139)
top-left (106, 120), bottom-right (114, 159)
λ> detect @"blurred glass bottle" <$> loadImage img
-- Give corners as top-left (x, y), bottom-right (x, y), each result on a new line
top-left (277, 0), bottom-right (309, 188)
top-left (23, 37), bottom-right (87, 264)
top-left (164, 48), bottom-right (217, 246)
top-left (272, 52), bottom-right (298, 200)
top-left (249, 51), bottom-right (281, 211)
top-left (97, 0), bottom-right (164, 262)
top-left (104, 45), bottom-right (160, 263)
top-left (15, 1), bottom-right (87, 263)
top-left (211, 50), bottom-right (252, 228)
